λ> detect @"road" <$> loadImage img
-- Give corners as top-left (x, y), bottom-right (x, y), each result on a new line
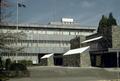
top-left (9, 66), bottom-right (120, 81)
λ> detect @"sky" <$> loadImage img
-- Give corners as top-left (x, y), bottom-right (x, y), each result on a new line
top-left (6, 0), bottom-right (120, 26)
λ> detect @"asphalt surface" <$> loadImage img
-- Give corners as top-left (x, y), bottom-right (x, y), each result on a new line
top-left (9, 66), bottom-right (120, 81)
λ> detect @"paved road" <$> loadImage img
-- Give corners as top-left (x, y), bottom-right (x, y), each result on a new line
top-left (9, 66), bottom-right (120, 81)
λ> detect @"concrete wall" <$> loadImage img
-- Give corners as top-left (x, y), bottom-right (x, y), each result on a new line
top-left (80, 52), bottom-right (91, 67)
top-left (70, 37), bottom-right (80, 49)
top-left (47, 55), bottom-right (54, 66)
top-left (63, 54), bottom-right (80, 67)
top-left (40, 56), bottom-right (54, 66)
top-left (63, 52), bottom-right (91, 67)
top-left (40, 58), bottom-right (47, 66)
top-left (112, 26), bottom-right (120, 48)
top-left (70, 36), bottom-right (86, 49)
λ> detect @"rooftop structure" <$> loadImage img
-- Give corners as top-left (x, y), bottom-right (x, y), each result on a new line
top-left (61, 18), bottom-right (74, 23)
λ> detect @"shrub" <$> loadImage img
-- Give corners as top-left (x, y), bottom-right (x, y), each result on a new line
top-left (18, 60), bottom-right (33, 66)
top-left (9, 63), bottom-right (27, 71)
top-left (5, 58), bottom-right (11, 70)
top-left (8, 63), bottom-right (30, 77)
top-left (0, 57), bottom-right (3, 69)
top-left (18, 60), bottom-right (27, 66)
top-left (27, 60), bottom-right (32, 66)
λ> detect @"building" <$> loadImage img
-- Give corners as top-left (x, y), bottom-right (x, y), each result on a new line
top-left (70, 25), bottom-right (120, 67)
top-left (0, 18), bottom-right (96, 65)
top-left (83, 25), bottom-right (120, 67)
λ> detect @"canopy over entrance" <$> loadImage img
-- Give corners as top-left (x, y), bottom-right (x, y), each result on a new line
top-left (64, 46), bottom-right (90, 56)
top-left (41, 53), bottom-right (54, 59)
top-left (81, 36), bottom-right (102, 44)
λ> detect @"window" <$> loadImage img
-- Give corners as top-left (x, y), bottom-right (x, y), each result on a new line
top-left (46, 30), bottom-right (54, 34)
top-left (70, 31), bottom-right (75, 35)
top-left (63, 31), bottom-right (69, 35)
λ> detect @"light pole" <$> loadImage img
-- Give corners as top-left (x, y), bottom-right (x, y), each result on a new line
top-left (17, 1), bottom-right (19, 30)
top-left (15, 0), bottom-right (19, 63)
top-left (16, 0), bottom-right (26, 63)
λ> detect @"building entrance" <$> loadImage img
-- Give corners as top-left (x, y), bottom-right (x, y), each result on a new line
top-left (91, 53), bottom-right (119, 67)
top-left (54, 54), bottom-right (63, 66)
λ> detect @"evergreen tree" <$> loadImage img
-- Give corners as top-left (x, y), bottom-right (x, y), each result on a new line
top-left (108, 12), bottom-right (117, 26)
top-left (98, 13), bottom-right (117, 34)
top-left (97, 13), bottom-right (117, 48)
top-left (99, 15), bottom-right (108, 27)
top-left (97, 15), bottom-right (108, 33)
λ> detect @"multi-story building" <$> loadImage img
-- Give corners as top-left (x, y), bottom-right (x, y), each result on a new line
top-left (0, 18), bottom-right (96, 65)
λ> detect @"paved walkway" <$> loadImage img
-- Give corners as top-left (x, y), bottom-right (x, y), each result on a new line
top-left (9, 66), bottom-right (120, 81)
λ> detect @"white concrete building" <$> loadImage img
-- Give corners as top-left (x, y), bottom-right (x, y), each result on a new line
top-left (0, 19), bottom-right (97, 65)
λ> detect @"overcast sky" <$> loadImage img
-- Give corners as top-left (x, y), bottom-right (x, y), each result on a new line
top-left (8, 0), bottom-right (120, 26)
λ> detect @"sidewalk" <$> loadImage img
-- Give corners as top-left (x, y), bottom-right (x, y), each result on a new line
top-left (103, 68), bottom-right (120, 72)
top-left (9, 66), bottom-right (119, 81)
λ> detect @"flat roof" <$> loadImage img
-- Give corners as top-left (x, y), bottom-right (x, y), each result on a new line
top-left (81, 36), bottom-right (103, 44)
top-left (1, 23), bottom-right (97, 30)
top-left (41, 53), bottom-right (54, 59)
top-left (64, 46), bottom-right (90, 56)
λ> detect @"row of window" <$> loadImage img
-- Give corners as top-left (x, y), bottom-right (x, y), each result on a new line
top-left (1, 29), bottom-right (92, 36)
top-left (0, 53), bottom-right (37, 56)
top-left (7, 42), bottom-right (70, 47)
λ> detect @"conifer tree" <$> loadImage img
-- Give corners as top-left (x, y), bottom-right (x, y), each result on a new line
top-left (97, 15), bottom-right (108, 33)
top-left (108, 12), bottom-right (117, 26)
top-left (97, 13), bottom-right (117, 48)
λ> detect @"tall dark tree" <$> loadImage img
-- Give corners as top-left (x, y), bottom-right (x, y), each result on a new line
top-left (108, 12), bottom-right (117, 26)
top-left (97, 15), bottom-right (108, 33)
top-left (97, 13), bottom-right (117, 48)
